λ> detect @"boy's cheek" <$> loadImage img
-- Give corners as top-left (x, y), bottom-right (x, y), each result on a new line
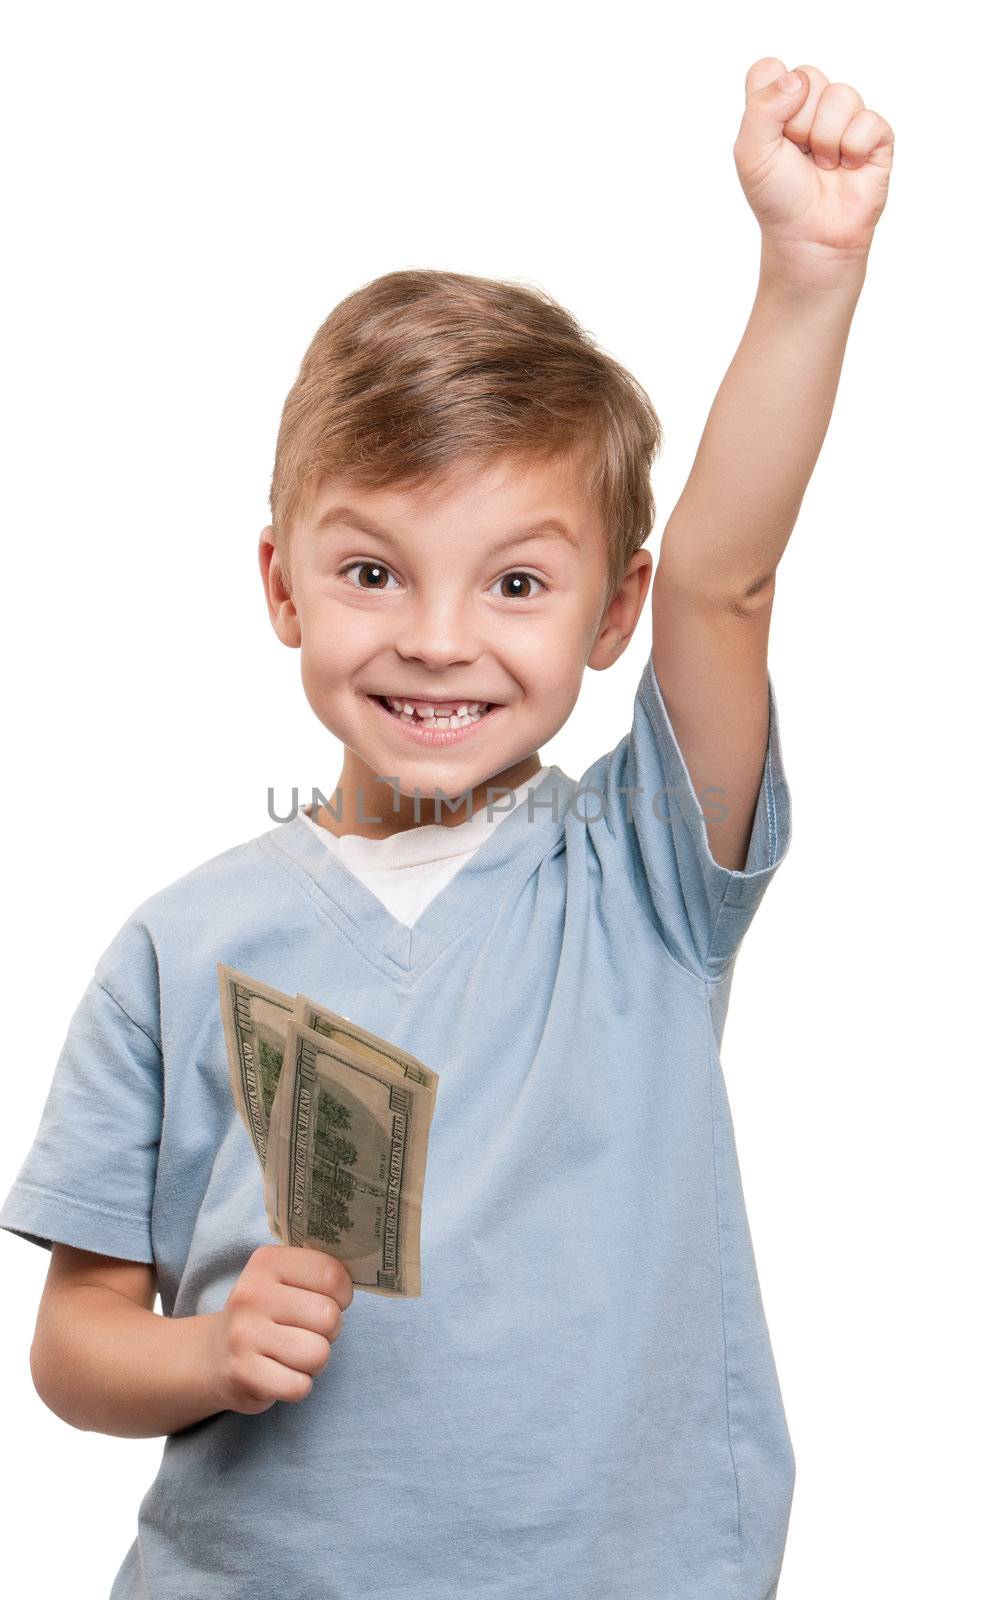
top-left (296, 605), bottom-right (378, 675)
top-left (300, 656), bottom-right (350, 711)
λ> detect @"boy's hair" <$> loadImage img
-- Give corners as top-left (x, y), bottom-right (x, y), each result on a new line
top-left (269, 268), bottom-right (662, 612)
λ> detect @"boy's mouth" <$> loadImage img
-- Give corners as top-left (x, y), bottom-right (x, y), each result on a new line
top-left (367, 693), bottom-right (502, 743)
top-left (374, 695), bottom-right (494, 726)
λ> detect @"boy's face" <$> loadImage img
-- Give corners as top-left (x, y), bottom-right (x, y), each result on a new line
top-left (259, 449), bottom-right (651, 835)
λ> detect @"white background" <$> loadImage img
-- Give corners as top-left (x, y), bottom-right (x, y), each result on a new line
top-left (1, 3), bottom-right (982, 1595)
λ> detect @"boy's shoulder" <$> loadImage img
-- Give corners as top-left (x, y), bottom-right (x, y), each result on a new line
top-left (92, 821), bottom-right (300, 1025)
top-left (127, 822), bottom-right (285, 925)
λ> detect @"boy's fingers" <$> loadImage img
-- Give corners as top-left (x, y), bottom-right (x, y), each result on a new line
top-left (270, 1243), bottom-right (354, 1306)
top-left (259, 1321), bottom-right (333, 1377)
top-left (777, 63), bottom-right (830, 151)
top-left (839, 109), bottom-right (896, 170)
top-left (808, 82), bottom-right (867, 169)
top-left (271, 1282), bottom-right (346, 1340)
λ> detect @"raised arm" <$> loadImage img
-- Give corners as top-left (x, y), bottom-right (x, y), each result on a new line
top-left (652, 58), bottom-right (894, 870)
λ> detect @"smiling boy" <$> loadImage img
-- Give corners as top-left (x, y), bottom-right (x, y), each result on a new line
top-left (263, 446), bottom-right (646, 839)
top-left (1, 58), bottom-right (892, 1600)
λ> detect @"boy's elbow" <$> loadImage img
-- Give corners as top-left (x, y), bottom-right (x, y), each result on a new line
top-left (29, 1332), bottom-right (73, 1426)
top-left (29, 1335), bottom-right (57, 1417)
top-left (29, 1318), bottom-right (90, 1431)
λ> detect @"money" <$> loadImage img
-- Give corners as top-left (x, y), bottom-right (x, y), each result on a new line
top-left (217, 966), bottom-right (296, 1170)
top-left (268, 1019), bottom-right (437, 1297)
top-left (216, 963), bottom-right (439, 1296)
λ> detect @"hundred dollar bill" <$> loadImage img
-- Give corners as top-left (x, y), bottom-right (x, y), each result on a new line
top-left (267, 1018), bottom-right (437, 1297)
top-left (217, 964), bottom-right (439, 1152)
top-left (217, 962), bottom-right (440, 1278)
top-left (216, 963), bottom-right (296, 1172)
top-left (279, 993), bottom-right (439, 1258)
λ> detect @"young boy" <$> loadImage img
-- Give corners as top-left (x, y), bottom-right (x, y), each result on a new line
top-left (1, 58), bottom-right (892, 1600)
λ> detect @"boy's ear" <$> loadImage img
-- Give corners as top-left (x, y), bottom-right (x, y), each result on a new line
top-left (258, 525), bottom-right (301, 648)
top-left (586, 549), bottom-right (653, 671)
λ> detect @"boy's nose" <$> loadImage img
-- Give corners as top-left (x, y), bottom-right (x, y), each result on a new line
top-left (392, 599), bottom-right (481, 670)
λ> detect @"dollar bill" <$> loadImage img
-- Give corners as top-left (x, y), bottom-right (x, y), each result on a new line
top-left (217, 964), bottom-right (296, 1171)
top-left (267, 1019), bottom-right (437, 1297)
top-left (217, 962), bottom-right (439, 1292)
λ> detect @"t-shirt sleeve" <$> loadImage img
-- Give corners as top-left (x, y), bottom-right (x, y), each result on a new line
top-left (0, 912), bottom-right (163, 1263)
top-left (586, 654), bottom-right (793, 980)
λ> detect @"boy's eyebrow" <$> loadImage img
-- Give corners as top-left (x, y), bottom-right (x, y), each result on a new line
top-left (311, 505), bottom-right (580, 556)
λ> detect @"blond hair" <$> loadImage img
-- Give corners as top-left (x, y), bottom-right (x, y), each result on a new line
top-left (269, 268), bottom-right (662, 609)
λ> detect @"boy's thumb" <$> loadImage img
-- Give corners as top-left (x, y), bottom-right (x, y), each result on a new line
top-left (735, 67), bottom-right (808, 167)
top-left (774, 70), bottom-right (807, 100)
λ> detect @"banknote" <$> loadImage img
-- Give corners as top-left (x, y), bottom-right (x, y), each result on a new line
top-left (217, 962), bottom-right (439, 1292)
top-left (217, 964), bottom-right (296, 1171)
top-left (267, 1019), bottom-right (437, 1297)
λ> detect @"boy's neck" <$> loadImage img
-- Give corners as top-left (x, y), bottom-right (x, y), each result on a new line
top-left (310, 753), bottom-right (545, 841)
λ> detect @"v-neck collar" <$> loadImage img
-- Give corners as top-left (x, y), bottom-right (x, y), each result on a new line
top-left (257, 764), bottom-right (577, 987)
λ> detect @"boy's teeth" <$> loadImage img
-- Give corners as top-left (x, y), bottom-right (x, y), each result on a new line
top-left (383, 696), bottom-right (490, 726)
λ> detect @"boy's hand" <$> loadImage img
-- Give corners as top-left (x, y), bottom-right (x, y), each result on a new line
top-left (733, 58), bottom-right (894, 283)
top-left (206, 1243), bottom-right (354, 1415)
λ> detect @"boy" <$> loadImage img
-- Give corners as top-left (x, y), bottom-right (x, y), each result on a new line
top-left (1, 57), bottom-right (892, 1600)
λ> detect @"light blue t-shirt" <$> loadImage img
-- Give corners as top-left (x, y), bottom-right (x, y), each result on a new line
top-left (1, 654), bottom-right (795, 1600)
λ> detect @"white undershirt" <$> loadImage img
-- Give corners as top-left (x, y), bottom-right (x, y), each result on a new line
top-left (299, 766), bottom-right (554, 928)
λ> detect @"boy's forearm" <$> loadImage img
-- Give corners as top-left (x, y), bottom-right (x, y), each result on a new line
top-left (31, 1285), bottom-right (224, 1439)
top-left (658, 241), bottom-right (866, 605)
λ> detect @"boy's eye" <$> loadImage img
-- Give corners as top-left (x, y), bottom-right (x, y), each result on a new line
top-left (341, 561), bottom-right (399, 591)
top-left (495, 572), bottom-right (546, 600)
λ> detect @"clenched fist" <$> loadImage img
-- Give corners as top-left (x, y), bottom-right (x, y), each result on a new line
top-left (205, 1244), bottom-right (355, 1415)
top-left (734, 58), bottom-right (895, 281)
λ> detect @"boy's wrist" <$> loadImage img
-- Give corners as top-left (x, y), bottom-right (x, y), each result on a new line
top-left (170, 1309), bottom-right (230, 1423)
top-left (757, 234), bottom-right (868, 307)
